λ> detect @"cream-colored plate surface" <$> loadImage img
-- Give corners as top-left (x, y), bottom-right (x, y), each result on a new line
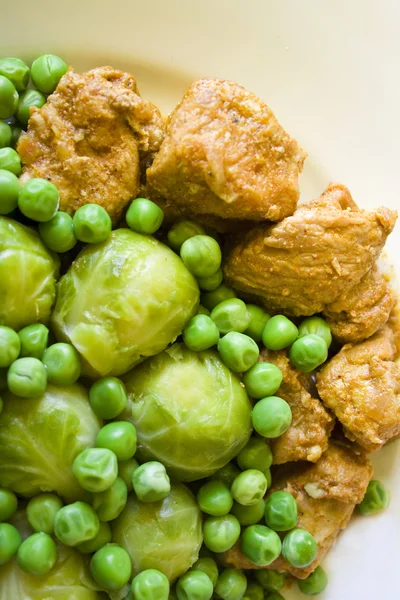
top-left (2, 1), bottom-right (400, 598)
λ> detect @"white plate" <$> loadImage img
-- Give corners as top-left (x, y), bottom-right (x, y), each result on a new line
top-left (2, 1), bottom-right (399, 598)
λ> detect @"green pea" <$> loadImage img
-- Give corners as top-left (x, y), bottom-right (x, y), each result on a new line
top-left (26, 493), bottom-right (63, 534)
top-left (298, 316), bottom-right (332, 348)
top-left (241, 524), bottom-right (281, 567)
top-left (92, 477), bottom-right (127, 522)
top-left (203, 514), bottom-right (241, 553)
top-left (215, 568), bottom-right (247, 600)
top-left (0, 523), bottom-right (22, 565)
top-left (183, 314), bottom-right (220, 352)
top-left (197, 305), bottom-right (210, 316)
top-left (39, 211), bottom-right (77, 253)
top-left (0, 488), bottom-right (18, 522)
top-left (197, 480), bottom-right (233, 516)
top-left (17, 532), bottom-right (57, 575)
top-left (89, 376), bottom-right (127, 420)
top-left (0, 168), bottom-right (20, 214)
top-left (197, 268), bottom-right (224, 291)
top-left (7, 357), bottom-right (47, 398)
top-left (243, 363), bottom-right (283, 400)
top-left (132, 569), bottom-right (170, 600)
top-left (231, 470), bottom-right (268, 507)
top-left (16, 89), bottom-right (46, 126)
top-left (209, 463), bottom-right (241, 488)
top-left (237, 437), bottom-right (273, 472)
top-left (189, 557), bottom-right (219, 587)
top-left (242, 581), bottom-right (264, 600)
top-left (0, 121), bottom-right (12, 148)
top-left (96, 421), bottom-right (136, 462)
top-left (73, 203), bottom-right (112, 244)
top-left (297, 566), bottom-right (328, 596)
top-left (18, 323), bottom-right (49, 359)
top-left (0, 325), bottom-right (20, 367)
top-left (264, 467), bottom-right (272, 490)
top-left (54, 501), bottom-right (99, 546)
top-left (262, 315), bottom-right (298, 351)
top-left (252, 396), bottom-right (292, 438)
top-left (31, 54), bottom-right (68, 94)
top-left (118, 458), bottom-right (139, 492)
top-left (77, 521), bottom-right (112, 554)
top-left (244, 305), bottom-right (271, 342)
top-left (211, 299), bottom-right (250, 334)
top-left (0, 147), bottom-right (21, 175)
top-left (0, 75), bottom-right (18, 119)
top-left (126, 197), bottom-right (164, 234)
top-left (218, 332), bottom-right (259, 373)
top-left (167, 220), bottom-right (206, 252)
top-left (10, 125), bottom-right (22, 148)
top-left (72, 448), bottom-right (118, 493)
top-left (282, 528), bottom-right (318, 568)
top-left (132, 461), bottom-right (171, 502)
top-left (18, 178), bottom-right (60, 222)
top-left (264, 491), bottom-right (298, 531)
top-left (176, 570), bottom-right (214, 600)
top-left (42, 342), bottom-right (81, 386)
top-left (90, 543), bottom-right (132, 591)
top-left (231, 499), bottom-right (265, 526)
top-left (0, 57), bottom-right (30, 91)
top-left (264, 594), bottom-right (284, 600)
top-left (180, 235), bottom-right (222, 278)
top-left (357, 479), bottom-right (390, 515)
top-left (254, 570), bottom-right (286, 592)
top-left (201, 284), bottom-right (237, 312)
top-left (289, 334), bottom-right (328, 373)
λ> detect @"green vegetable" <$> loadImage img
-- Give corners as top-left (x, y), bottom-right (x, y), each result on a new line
top-left (90, 543), bottom-right (132, 591)
top-left (54, 501), bottom-right (99, 547)
top-left (176, 570), bottom-right (213, 600)
top-left (0, 370), bottom-right (7, 392)
top-left (215, 568), bottom-right (247, 600)
top-left (231, 499), bottom-right (265, 526)
top-left (167, 220), bottom-right (206, 252)
top-left (203, 514), bottom-right (241, 553)
top-left (0, 57), bottom-right (30, 91)
top-left (236, 437), bottom-right (273, 472)
top-left (0, 170), bottom-right (20, 214)
top-left (211, 299), bottom-right (250, 334)
top-left (18, 324), bottom-right (49, 359)
top-left (180, 235), bottom-right (221, 278)
top-left (18, 178), bottom-right (60, 222)
top-left (218, 332), bottom-right (259, 373)
top-left (0, 383), bottom-right (100, 500)
top-left (197, 268), bottom-right (224, 291)
top-left (231, 470), bottom-right (268, 506)
top-left (10, 125), bottom-right (21, 149)
top-left (0, 523), bottom-right (21, 565)
top-left (289, 334), bottom-right (328, 373)
top-left (132, 569), bottom-right (170, 600)
top-left (0, 147), bottom-right (21, 175)
top-left (183, 314), bottom-right (220, 351)
top-left (243, 363), bottom-right (283, 399)
top-left (264, 491), bottom-right (298, 531)
top-left (52, 230), bottom-right (199, 378)
top-left (77, 521), bottom-right (112, 554)
top-left (241, 524), bottom-right (281, 567)
top-left (7, 357), bottom-right (47, 398)
top-left (118, 458), bottom-right (139, 492)
top-left (282, 528), bottom-right (318, 568)
top-left (17, 532), bottom-right (57, 575)
top-left (209, 463), bottom-right (241, 488)
top-left (112, 483), bottom-right (202, 582)
top-left (261, 315), bottom-right (298, 351)
top-left (26, 493), bottom-right (63, 534)
top-left (96, 421), bottom-right (137, 461)
top-left (0, 75), bottom-right (18, 119)
top-left (189, 557), bottom-right (219, 587)
top-left (242, 581), bottom-right (264, 600)
top-left (252, 396), bottom-right (292, 438)
top-left (197, 305), bottom-right (210, 316)
top-left (0, 326), bottom-right (20, 367)
top-left (298, 316), bottom-right (332, 348)
top-left (125, 344), bottom-right (251, 481)
top-left (73, 204), bottom-right (112, 244)
top-left (89, 377), bottom-right (128, 419)
top-left (31, 54), bottom-right (68, 94)
top-left (357, 479), bottom-right (390, 515)
top-left (0, 488), bottom-right (18, 522)
top-left (16, 89), bottom-right (46, 126)
top-left (126, 197), bottom-right (164, 234)
top-left (39, 211), bottom-right (77, 253)
top-left (72, 448), bottom-right (118, 493)
top-left (0, 122), bottom-right (12, 148)
top-left (201, 284), bottom-right (237, 312)
top-left (132, 461), bottom-right (171, 503)
top-left (297, 565), bottom-right (328, 596)
top-left (264, 594), bottom-right (284, 600)
top-left (254, 570), bottom-right (285, 592)
top-left (42, 342), bottom-right (81, 386)
top-left (197, 481), bottom-right (233, 516)
top-left (92, 476), bottom-right (128, 522)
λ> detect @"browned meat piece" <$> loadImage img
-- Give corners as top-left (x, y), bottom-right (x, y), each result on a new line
top-left (317, 326), bottom-right (400, 451)
top-left (224, 183), bottom-right (397, 316)
top-left (146, 79), bottom-right (306, 229)
top-left (18, 67), bottom-right (164, 222)
top-left (223, 442), bottom-right (372, 578)
top-left (260, 350), bottom-right (334, 464)
top-left (323, 265), bottom-right (395, 343)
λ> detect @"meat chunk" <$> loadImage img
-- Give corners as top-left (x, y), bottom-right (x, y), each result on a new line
top-left (222, 442), bottom-right (372, 578)
top-left (18, 67), bottom-right (165, 222)
top-left (323, 265), bottom-right (395, 343)
top-left (317, 326), bottom-right (400, 451)
top-left (260, 350), bottom-right (334, 464)
top-left (146, 79), bottom-right (306, 229)
top-left (224, 183), bottom-right (397, 316)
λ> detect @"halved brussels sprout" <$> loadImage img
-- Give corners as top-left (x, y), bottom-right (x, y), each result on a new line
top-left (124, 344), bottom-right (252, 481)
top-left (112, 483), bottom-right (202, 582)
top-left (0, 217), bottom-right (59, 330)
top-left (0, 384), bottom-right (101, 501)
top-left (51, 229), bottom-right (199, 377)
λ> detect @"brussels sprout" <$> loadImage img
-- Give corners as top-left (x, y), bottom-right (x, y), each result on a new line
top-left (124, 344), bottom-right (252, 481)
top-left (51, 229), bottom-right (199, 378)
top-left (0, 384), bottom-right (101, 501)
top-left (0, 217), bottom-right (59, 330)
top-left (112, 483), bottom-right (202, 582)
